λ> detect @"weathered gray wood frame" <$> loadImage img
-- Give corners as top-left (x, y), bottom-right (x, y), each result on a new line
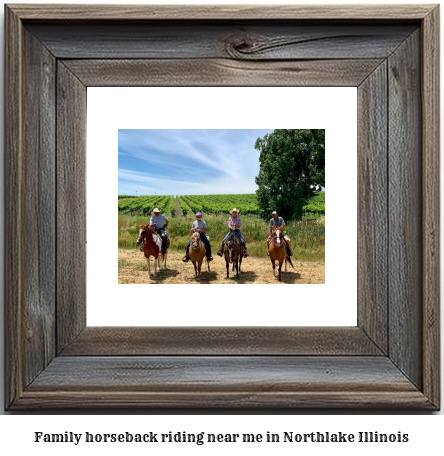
top-left (4, 5), bottom-right (440, 409)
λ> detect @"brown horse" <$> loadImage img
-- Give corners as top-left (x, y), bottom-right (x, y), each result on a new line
top-left (136, 224), bottom-right (170, 278)
top-left (223, 231), bottom-right (241, 279)
top-left (268, 226), bottom-right (294, 282)
top-left (188, 232), bottom-right (210, 278)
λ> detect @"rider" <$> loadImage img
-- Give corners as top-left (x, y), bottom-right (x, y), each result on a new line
top-left (182, 212), bottom-right (213, 263)
top-left (217, 208), bottom-right (249, 257)
top-left (149, 207), bottom-right (169, 253)
top-left (268, 211), bottom-right (293, 256)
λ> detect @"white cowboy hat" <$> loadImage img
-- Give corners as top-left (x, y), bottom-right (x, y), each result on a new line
top-left (151, 207), bottom-right (161, 215)
top-left (272, 211), bottom-right (278, 215)
top-left (229, 208), bottom-right (240, 214)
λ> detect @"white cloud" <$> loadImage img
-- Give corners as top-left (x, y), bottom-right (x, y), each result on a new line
top-left (118, 129), bottom-right (271, 195)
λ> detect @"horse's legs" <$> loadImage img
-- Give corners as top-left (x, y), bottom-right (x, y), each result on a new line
top-left (278, 261), bottom-right (283, 282)
top-left (226, 261), bottom-right (229, 278)
top-left (152, 257), bottom-right (157, 276)
top-left (235, 260), bottom-right (239, 278)
top-left (285, 258), bottom-right (287, 273)
top-left (146, 257), bottom-right (151, 278)
top-left (192, 261), bottom-right (198, 278)
top-left (271, 259), bottom-right (276, 279)
top-left (239, 256), bottom-right (242, 273)
top-left (164, 252), bottom-right (167, 270)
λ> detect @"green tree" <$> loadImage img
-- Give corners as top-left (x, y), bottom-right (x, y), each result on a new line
top-left (254, 129), bottom-right (325, 221)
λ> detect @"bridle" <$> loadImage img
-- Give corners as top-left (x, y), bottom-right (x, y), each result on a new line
top-left (225, 231), bottom-right (239, 262)
top-left (271, 227), bottom-right (284, 249)
top-left (137, 226), bottom-right (153, 245)
top-left (191, 233), bottom-right (202, 250)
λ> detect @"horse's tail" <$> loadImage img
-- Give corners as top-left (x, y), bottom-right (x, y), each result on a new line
top-left (286, 256), bottom-right (295, 269)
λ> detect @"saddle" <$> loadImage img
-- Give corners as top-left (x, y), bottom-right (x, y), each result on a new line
top-left (154, 229), bottom-right (170, 239)
top-left (154, 229), bottom-right (170, 253)
top-left (224, 231), bottom-right (241, 246)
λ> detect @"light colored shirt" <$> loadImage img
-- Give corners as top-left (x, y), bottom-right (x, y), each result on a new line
top-left (228, 216), bottom-right (242, 229)
top-left (149, 214), bottom-right (169, 229)
top-left (270, 217), bottom-right (285, 227)
top-left (192, 220), bottom-right (207, 230)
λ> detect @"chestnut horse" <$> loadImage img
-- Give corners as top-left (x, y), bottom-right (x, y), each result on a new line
top-left (188, 232), bottom-right (210, 278)
top-left (268, 226), bottom-right (294, 282)
top-left (223, 231), bottom-right (241, 279)
top-left (136, 224), bottom-right (170, 278)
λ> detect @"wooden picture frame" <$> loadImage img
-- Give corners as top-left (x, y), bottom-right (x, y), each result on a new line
top-left (5, 4), bottom-right (440, 409)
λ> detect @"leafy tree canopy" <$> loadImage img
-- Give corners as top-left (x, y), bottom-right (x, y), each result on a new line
top-left (254, 129), bottom-right (325, 221)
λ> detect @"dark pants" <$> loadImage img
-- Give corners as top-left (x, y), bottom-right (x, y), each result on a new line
top-left (221, 229), bottom-right (246, 250)
top-left (186, 233), bottom-right (211, 257)
top-left (156, 228), bottom-right (168, 252)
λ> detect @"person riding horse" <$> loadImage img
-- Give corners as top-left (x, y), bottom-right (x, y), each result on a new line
top-left (182, 212), bottom-right (213, 263)
top-left (217, 208), bottom-right (249, 257)
top-left (143, 207), bottom-right (169, 253)
top-left (268, 211), bottom-right (293, 257)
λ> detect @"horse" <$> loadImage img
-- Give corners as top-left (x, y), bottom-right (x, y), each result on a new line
top-left (268, 226), bottom-right (294, 282)
top-left (188, 232), bottom-right (210, 278)
top-left (223, 231), bottom-right (241, 279)
top-left (136, 224), bottom-right (170, 278)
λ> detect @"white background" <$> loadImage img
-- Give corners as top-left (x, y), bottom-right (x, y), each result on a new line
top-left (0, 0), bottom-right (442, 439)
top-left (88, 87), bottom-right (357, 326)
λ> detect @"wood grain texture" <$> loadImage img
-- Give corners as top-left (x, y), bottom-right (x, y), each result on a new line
top-left (388, 30), bottom-right (422, 389)
top-left (13, 356), bottom-right (432, 409)
top-left (56, 63), bottom-right (87, 354)
top-left (27, 22), bottom-right (416, 60)
top-left (63, 59), bottom-right (384, 87)
top-left (421, 6), bottom-right (440, 409)
top-left (5, 5), bottom-right (24, 410)
top-left (357, 62), bottom-right (388, 354)
top-left (61, 327), bottom-right (382, 356)
top-left (7, 4), bottom-right (435, 20)
top-left (4, 5), bottom-right (440, 410)
top-left (16, 390), bottom-right (433, 410)
top-left (21, 29), bottom-right (57, 387)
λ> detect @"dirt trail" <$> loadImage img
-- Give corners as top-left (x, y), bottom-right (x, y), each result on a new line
top-left (173, 198), bottom-right (182, 217)
top-left (118, 250), bottom-right (325, 284)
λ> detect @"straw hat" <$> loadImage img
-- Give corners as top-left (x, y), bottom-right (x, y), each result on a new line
top-left (229, 208), bottom-right (240, 214)
top-left (151, 207), bottom-right (161, 215)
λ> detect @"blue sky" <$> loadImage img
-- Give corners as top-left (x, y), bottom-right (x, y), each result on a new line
top-left (118, 129), bottom-right (274, 196)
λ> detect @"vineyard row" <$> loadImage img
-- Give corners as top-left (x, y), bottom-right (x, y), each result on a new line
top-left (118, 193), bottom-right (325, 217)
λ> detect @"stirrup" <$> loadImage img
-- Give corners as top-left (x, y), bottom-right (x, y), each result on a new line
top-left (217, 249), bottom-right (223, 257)
top-left (243, 250), bottom-right (249, 257)
top-left (182, 255), bottom-right (189, 263)
top-left (208, 256), bottom-right (213, 261)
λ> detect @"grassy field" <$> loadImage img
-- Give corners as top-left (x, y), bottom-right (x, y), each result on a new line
top-left (119, 212), bottom-right (325, 262)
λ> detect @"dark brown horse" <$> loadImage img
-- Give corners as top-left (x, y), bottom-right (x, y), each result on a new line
top-left (268, 226), bottom-right (294, 282)
top-left (223, 231), bottom-right (241, 279)
top-left (136, 224), bottom-right (170, 278)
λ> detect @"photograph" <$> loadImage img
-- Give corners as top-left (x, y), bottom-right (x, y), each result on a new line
top-left (118, 129), bottom-right (325, 284)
